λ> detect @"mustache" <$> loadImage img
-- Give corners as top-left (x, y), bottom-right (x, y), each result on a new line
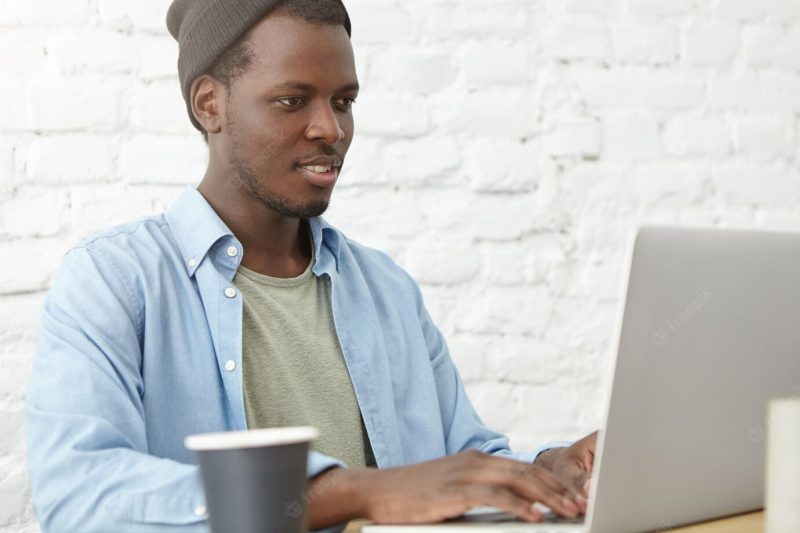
top-left (299, 145), bottom-right (342, 160)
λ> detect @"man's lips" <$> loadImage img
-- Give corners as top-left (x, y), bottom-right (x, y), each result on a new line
top-left (295, 164), bottom-right (339, 187)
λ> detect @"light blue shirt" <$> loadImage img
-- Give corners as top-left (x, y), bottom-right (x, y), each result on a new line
top-left (27, 186), bottom-right (568, 532)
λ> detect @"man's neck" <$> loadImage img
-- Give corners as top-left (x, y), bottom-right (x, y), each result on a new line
top-left (197, 179), bottom-right (312, 279)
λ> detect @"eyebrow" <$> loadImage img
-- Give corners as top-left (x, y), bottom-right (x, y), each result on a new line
top-left (270, 81), bottom-right (360, 93)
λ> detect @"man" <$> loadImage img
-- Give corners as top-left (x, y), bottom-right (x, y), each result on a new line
top-left (27, 0), bottom-right (597, 531)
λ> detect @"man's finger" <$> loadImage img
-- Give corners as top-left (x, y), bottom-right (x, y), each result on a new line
top-left (472, 457), bottom-right (569, 497)
top-left (464, 484), bottom-right (543, 523)
top-left (577, 472), bottom-right (591, 497)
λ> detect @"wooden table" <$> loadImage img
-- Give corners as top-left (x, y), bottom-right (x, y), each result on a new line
top-left (344, 511), bottom-right (763, 532)
top-left (670, 511), bottom-right (762, 532)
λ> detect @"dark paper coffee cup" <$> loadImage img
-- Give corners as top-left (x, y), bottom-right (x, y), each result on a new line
top-left (185, 426), bottom-right (319, 533)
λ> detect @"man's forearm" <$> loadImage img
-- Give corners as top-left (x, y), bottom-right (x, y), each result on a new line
top-left (307, 467), bottom-right (377, 530)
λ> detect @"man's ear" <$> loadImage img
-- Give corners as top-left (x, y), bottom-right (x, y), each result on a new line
top-left (190, 75), bottom-right (224, 135)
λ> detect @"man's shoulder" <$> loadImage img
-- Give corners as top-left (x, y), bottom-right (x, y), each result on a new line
top-left (66, 213), bottom-right (178, 270)
top-left (75, 214), bottom-right (166, 243)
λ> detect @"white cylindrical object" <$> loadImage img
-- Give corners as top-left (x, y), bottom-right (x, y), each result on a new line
top-left (765, 397), bottom-right (800, 533)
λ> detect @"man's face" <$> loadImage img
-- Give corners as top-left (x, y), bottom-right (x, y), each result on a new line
top-left (218, 14), bottom-right (358, 219)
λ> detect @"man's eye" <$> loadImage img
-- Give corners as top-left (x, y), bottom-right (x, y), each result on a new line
top-left (278, 97), bottom-right (304, 107)
top-left (337, 97), bottom-right (357, 110)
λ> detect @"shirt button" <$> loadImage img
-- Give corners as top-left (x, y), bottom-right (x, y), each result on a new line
top-left (224, 360), bottom-right (236, 372)
top-left (188, 258), bottom-right (197, 268)
top-left (224, 287), bottom-right (236, 298)
top-left (194, 505), bottom-right (207, 517)
top-left (226, 246), bottom-right (238, 257)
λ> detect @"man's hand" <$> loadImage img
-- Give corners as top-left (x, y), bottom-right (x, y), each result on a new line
top-left (307, 450), bottom-right (584, 529)
top-left (534, 431), bottom-right (598, 501)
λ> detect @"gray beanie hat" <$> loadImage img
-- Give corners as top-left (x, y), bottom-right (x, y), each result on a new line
top-left (166, 0), bottom-right (352, 132)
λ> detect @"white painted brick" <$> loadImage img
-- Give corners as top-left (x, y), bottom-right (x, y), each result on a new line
top-left (67, 184), bottom-right (180, 240)
top-left (443, 333), bottom-right (487, 384)
top-left (463, 138), bottom-right (544, 192)
top-left (0, 0), bottom-right (94, 27)
top-left (663, 116), bottom-right (731, 157)
top-left (754, 210), bottom-right (800, 231)
top-left (0, 293), bottom-right (44, 345)
top-left (746, 26), bottom-right (800, 70)
top-left (0, 81), bottom-right (32, 132)
top-left (453, 193), bottom-right (547, 241)
top-left (683, 22), bottom-right (740, 66)
top-left (465, 381), bottom-right (519, 434)
top-left (336, 136), bottom-right (387, 187)
top-left (515, 384), bottom-right (583, 436)
top-left (118, 134), bottom-right (208, 184)
top-left (0, 354), bottom-right (33, 406)
top-left (383, 136), bottom-right (460, 186)
top-left (456, 285), bottom-right (552, 337)
top-left (713, 0), bottom-right (800, 23)
top-left (428, 3), bottom-right (530, 40)
top-left (548, 297), bottom-right (617, 352)
top-left (431, 88), bottom-right (538, 139)
top-left (565, 0), bottom-right (612, 15)
top-left (138, 35), bottom-right (180, 80)
top-left (542, 19), bottom-right (611, 62)
top-left (476, 241), bottom-right (530, 287)
top-left (401, 237), bottom-right (480, 286)
top-left (0, 29), bottom-right (47, 74)
top-left (350, 5), bottom-right (418, 44)
top-left (558, 162), bottom-right (638, 213)
top-left (711, 166), bottom-right (800, 207)
top-left (613, 22), bottom-right (679, 64)
top-left (522, 233), bottom-right (571, 286)
top-left (354, 92), bottom-right (431, 138)
top-left (540, 118), bottom-right (602, 158)
top-left (129, 80), bottom-right (197, 134)
top-left (46, 29), bottom-right (139, 76)
top-left (734, 116), bottom-right (795, 161)
top-left (26, 74), bottom-right (123, 132)
top-left (706, 75), bottom-right (800, 112)
top-left (602, 113), bottom-right (662, 160)
top-left (459, 41), bottom-right (531, 87)
top-left (325, 186), bottom-right (428, 241)
top-left (713, 0), bottom-right (768, 21)
top-left (0, 188), bottom-right (70, 238)
top-left (635, 162), bottom-right (706, 206)
top-left (0, 410), bottom-right (25, 454)
top-left (25, 134), bottom-right (114, 185)
top-left (0, 456), bottom-right (34, 527)
top-left (0, 237), bottom-right (71, 295)
top-left (369, 47), bottom-right (457, 94)
top-left (0, 137), bottom-right (16, 189)
top-left (484, 336), bottom-right (567, 385)
top-left (97, 0), bottom-right (169, 33)
top-left (574, 69), bottom-right (705, 110)
top-left (628, 0), bottom-right (698, 17)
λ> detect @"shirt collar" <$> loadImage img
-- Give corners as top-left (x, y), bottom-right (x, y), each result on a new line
top-left (166, 186), bottom-right (341, 277)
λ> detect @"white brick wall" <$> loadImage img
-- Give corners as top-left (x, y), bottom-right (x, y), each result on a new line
top-left (2, 0), bottom-right (800, 529)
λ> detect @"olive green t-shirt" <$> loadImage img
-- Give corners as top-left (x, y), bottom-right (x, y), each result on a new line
top-left (232, 245), bottom-right (376, 468)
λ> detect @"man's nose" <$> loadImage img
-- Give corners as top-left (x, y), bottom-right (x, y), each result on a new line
top-left (306, 102), bottom-right (345, 145)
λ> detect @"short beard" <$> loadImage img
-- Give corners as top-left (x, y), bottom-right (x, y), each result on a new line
top-left (223, 93), bottom-right (329, 220)
top-left (229, 153), bottom-right (329, 220)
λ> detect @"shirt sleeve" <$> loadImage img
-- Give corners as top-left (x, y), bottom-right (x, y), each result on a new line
top-left (27, 245), bottom-right (346, 532)
top-left (27, 245), bottom-right (212, 532)
top-left (413, 282), bottom-right (571, 464)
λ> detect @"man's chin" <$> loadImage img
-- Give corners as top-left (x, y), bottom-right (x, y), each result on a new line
top-left (276, 197), bottom-right (329, 219)
top-left (295, 200), bottom-right (329, 219)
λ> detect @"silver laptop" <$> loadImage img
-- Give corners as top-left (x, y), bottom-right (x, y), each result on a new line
top-left (364, 226), bottom-right (800, 533)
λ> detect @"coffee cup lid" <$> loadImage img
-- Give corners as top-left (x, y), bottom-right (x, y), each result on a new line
top-left (185, 426), bottom-right (319, 451)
